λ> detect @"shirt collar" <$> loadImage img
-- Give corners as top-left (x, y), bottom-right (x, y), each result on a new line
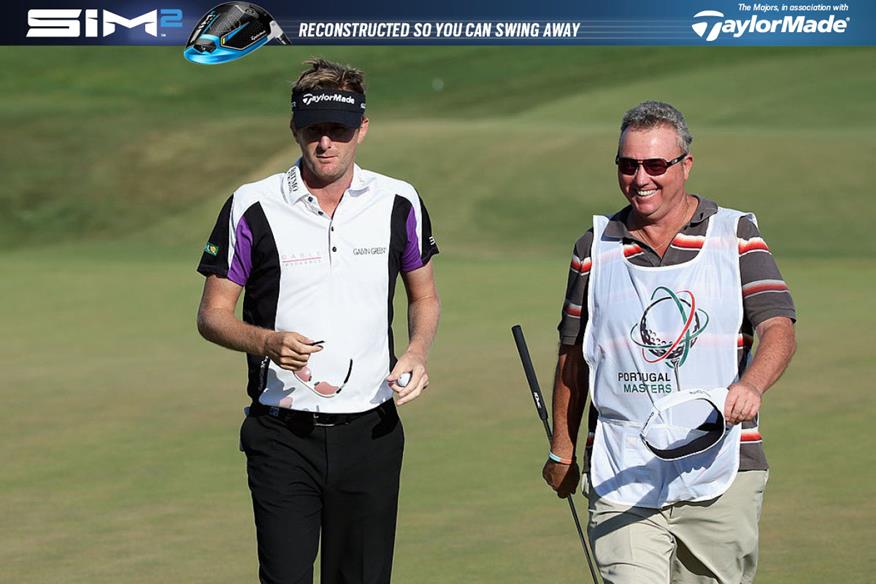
top-left (283, 162), bottom-right (310, 204)
top-left (603, 195), bottom-right (718, 239)
top-left (283, 161), bottom-right (372, 206)
top-left (349, 163), bottom-right (373, 193)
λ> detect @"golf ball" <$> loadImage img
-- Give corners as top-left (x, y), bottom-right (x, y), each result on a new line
top-left (398, 372), bottom-right (412, 388)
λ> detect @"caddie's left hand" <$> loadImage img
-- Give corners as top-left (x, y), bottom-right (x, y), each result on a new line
top-left (724, 382), bottom-right (763, 425)
top-left (387, 350), bottom-right (429, 406)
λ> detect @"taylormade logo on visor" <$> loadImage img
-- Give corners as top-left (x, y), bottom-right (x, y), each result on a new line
top-left (691, 9), bottom-right (849, 41)
top-left (302, 93), bottom-right (356, 106)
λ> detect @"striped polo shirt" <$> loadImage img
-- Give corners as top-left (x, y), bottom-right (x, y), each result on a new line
top-left (197, 162), bottom-right (438, 413)
top-left (559, 196), bottom-right (796, 471)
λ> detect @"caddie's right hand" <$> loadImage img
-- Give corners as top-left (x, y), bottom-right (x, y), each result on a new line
top-left (263, 331), bottom-right (323, 371)
top-left (542, 459), bottom-right (581, 499)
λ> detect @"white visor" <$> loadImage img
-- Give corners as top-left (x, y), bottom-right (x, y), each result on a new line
top-left (640, 388), bottom-right (730, 460)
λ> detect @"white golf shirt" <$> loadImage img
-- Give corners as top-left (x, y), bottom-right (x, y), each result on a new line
top-left (198, 162), bottom-right (438, 413)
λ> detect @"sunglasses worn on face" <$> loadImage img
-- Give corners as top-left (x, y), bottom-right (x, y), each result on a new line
top-left (299, 124), bottom-right (357, 143)
top-left (615, 153), bottom-right (688, 176)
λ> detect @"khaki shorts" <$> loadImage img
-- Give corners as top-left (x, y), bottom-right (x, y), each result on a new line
top-left (584, 470), bottom-right (768, 584)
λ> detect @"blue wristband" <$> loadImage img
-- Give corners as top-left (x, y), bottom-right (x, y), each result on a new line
top-left (548, 451), bottom-right (575, 465)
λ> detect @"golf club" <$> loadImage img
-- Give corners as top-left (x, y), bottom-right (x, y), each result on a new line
top-left (511, 324), bottom-right (600, 584)
top-left (184, 2), bottom-right (290, 65)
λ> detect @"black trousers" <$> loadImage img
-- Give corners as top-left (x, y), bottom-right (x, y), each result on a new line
top-left (240, 401), bottom-right (404, 584)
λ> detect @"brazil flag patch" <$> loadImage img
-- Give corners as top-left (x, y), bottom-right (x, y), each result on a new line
top-left (204, 243), bottom-right (220, 256)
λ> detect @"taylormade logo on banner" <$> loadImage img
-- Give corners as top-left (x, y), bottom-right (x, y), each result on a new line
top-left (302, 93), bottom-right (356, 106)
top-left (691, 9), bottom-right (849, 41)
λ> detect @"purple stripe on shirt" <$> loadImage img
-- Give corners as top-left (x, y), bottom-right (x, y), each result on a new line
top-left (228, 215), bottom-right (254, 286)
top-left (401, 206), bottom-right (423, 272)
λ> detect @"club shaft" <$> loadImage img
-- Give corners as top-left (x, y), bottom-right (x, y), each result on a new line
top-left (511, 324), bottom-right (601, 584)
top-left (567, 498), bottom-right (598, 581)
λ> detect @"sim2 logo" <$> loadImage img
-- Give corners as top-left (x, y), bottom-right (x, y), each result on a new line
top-left (27, 8), bottom-right (184, 38)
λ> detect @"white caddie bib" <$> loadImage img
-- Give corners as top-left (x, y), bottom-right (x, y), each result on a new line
top-left (583, 207), bottom-right (751, 508)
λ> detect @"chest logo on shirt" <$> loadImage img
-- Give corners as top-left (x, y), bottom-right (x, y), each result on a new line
top-left (629, 286), bottom-right (710, 370)
top-left (281, 251), bottom-right (324, 267)
top-left (353, 247), bottom-right (387, 256)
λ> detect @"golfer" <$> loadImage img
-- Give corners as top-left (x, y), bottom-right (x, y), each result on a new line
top-left (196, 58), bottom-right (440, 584)
top-left (543, 101), bottom-right (796, 583)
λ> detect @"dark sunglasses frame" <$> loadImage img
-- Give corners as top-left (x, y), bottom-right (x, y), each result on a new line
top-left (298, 123), bottom-right (359, 143)
top-left (615, 152), bottom-right (688, 176)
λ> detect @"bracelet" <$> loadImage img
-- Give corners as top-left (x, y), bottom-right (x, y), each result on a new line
top-left (548, 451), bottom-right (576, 465)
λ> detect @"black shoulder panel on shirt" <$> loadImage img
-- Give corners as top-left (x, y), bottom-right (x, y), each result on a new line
top-left (197, 195), bottom-right (234, 278)
top-left (386, 195), bottom-right (412, 372)
top-left (417, 193), bottom-right (439, 264)
top-left (238, 202), bottom-right (281, 402)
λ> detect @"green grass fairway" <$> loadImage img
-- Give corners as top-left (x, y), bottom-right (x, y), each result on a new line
top-left (2, 46), bottom-right (875, 583)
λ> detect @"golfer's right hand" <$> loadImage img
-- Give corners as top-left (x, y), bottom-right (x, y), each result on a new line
top-left (263, 331), bottom-right (322, 371)
top-left (543, 460), bottom-right (581, 499)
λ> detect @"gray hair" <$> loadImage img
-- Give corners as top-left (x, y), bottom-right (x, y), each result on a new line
top-left (620, 101), bottom-right (692, 152)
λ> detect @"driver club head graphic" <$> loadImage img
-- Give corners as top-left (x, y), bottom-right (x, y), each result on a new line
top-left (184, 2), bottom-right (289, 64)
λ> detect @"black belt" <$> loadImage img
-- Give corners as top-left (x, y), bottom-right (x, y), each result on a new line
top-left (248, 400), bottom-right (395, 427)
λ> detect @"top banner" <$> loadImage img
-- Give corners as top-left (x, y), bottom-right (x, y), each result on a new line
top-left (6, 0), bottom-right (874, 46)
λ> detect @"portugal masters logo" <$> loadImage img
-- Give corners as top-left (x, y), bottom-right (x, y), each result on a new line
top-left (630, 286), bottom-right (709, 369)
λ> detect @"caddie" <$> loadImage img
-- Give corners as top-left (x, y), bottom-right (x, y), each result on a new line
top-left (196, 58), bottom-right (440, 584)
top-left (543, 101), bottom-right (796, 583)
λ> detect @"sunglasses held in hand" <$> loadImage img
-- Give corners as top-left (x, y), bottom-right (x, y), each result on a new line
top-left (294, 359), bottom-right (354, 398)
